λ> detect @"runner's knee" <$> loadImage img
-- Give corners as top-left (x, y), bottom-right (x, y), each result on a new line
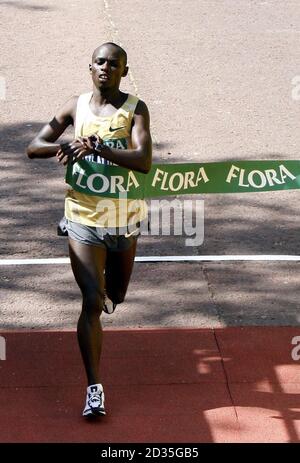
top-left (81, 286), bottom-right (105, 314)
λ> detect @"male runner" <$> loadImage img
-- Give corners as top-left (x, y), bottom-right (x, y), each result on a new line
top-left (27, 42), bottom-right (152, 418)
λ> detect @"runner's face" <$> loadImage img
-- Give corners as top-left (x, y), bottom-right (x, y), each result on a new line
top-left (90, 47), bottom-right (127, 89)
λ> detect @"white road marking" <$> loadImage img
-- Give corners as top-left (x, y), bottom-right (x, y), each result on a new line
top-left (0, 255), bottom-right (300, 266)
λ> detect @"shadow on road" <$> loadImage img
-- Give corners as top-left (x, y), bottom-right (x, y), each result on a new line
top-left (1, 122), bottom-right (300, 327)
top-left (1, 1), bottom-right (53, 11)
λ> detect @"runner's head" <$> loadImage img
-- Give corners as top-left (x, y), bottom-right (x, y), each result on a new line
top-left (89, 42), bottom-right (128, 90)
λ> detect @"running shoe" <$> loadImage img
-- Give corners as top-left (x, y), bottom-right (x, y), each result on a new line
top-left (103, 295), bottom-right (117, 314)
top-left (82, 383), bottom-right (106, 417)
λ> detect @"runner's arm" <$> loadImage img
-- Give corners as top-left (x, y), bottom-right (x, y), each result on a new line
top-left (26, 96), bottom-right (78, 159)
top-left (95, 100), bottom-right (152, 174)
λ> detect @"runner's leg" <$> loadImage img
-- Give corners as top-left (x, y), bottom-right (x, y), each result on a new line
top-left (68, 238), bottom-right (107, 385)
top-left (105, 237), bottom-right (137, 304)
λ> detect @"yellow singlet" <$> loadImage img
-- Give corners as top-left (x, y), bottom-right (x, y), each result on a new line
top-left (64, 92), bottom-right (148, 232)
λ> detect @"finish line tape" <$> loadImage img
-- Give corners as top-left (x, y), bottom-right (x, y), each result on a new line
top-left (66, 160), bottom-right (300, 199)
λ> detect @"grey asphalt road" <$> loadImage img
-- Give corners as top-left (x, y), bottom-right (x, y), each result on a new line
top-left (1, 0), bottom-right (300, 327)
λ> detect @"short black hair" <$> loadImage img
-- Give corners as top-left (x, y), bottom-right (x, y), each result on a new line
top-left (92, 42), bottom-right (127, 65)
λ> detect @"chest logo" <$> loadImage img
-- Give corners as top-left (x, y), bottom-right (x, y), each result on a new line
top-left (109, 125), bottom-right (126, 132)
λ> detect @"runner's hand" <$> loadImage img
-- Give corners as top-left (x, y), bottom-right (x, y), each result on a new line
top-left (56, 139), bottom-right (93, 165)
top-left (56, 135), bottom-right (103, 165)
top-left (73, 135), bottom-right (104, 160)
top-left (82, 134), bottom-right (103, 151)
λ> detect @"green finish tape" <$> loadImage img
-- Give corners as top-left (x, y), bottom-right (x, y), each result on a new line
top-left (66, 160), bottom-right (300, 199)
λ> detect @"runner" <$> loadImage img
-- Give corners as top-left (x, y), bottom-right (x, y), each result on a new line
top-left (27, 42), bottom-right (152, 418)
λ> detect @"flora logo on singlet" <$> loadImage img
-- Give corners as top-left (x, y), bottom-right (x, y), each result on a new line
top-left (0, 336), bottom-right (6, 361)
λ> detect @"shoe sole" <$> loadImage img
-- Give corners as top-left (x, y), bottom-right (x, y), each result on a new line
top-left (84, 413), bottom-right (106, 420)
top-left (83, 408), bottom-right (106, 418)
top-left (103, 304), bottom-right (116, 314)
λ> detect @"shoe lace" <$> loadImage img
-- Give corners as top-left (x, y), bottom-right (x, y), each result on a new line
top-left (88, 391), bottom-right (103, 407)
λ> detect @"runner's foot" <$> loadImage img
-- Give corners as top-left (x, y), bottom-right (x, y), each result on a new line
top-left (82, 383), bottom-right (106, 417)
top-left (103, 295), bottom-right (117, 314)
